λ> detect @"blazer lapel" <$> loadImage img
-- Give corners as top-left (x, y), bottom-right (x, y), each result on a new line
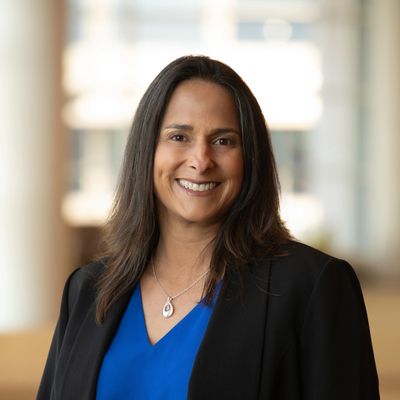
top-left (59, 289), bottom-right (133, 400)
top-left (56, 261), bottom-right (270, 399)
top-left (188, 260), bottom-right (271, 399)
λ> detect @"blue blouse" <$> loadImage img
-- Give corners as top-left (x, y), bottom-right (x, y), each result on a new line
top-left (96, 282), bottom-right (220, 399)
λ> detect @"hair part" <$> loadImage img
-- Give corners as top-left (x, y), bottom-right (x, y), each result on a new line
top-left (95, 55), bottom-right (291, 323)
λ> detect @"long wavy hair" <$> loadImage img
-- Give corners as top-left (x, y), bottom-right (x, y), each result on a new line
top-left (95, 55), bottom-right (291, 323)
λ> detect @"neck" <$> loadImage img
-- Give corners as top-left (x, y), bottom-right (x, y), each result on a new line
top-left (153, 218), bottom-right (219, 283)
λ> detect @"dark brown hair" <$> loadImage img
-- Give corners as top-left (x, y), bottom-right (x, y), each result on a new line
top-left (95, 55), bottom-right (291, 323)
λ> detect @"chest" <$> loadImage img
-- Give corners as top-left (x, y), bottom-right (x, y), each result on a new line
top-left (140, 273), bottom-right (206, 344)
top-left (96, 283), bottom-right (215, 399)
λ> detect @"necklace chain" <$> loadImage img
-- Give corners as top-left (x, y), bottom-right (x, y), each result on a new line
top-left (152, 259), bottom-right (209, 318)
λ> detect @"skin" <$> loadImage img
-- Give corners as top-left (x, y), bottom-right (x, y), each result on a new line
top-left (140, 79), bottom-right (243, 344)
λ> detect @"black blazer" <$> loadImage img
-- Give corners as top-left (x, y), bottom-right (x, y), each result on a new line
top-left (37, 241), bottom-right (379, 399)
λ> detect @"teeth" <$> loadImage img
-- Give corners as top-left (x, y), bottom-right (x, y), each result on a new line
top-left (178, 179), bottom-right (217, 192)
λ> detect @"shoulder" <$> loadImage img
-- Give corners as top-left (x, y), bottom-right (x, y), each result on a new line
top-left (279, 240), bottom-right (342, 265)
top-left (66, 260), bottom-right (106, 312)
top-left (68, 260), bottom-right (105, 290)
top-left (248, 241), bottom-right (368, 336)
top-left (273, 240), bottom-right (353, 278)
top-left (254, 240), bottom-right (359, 300)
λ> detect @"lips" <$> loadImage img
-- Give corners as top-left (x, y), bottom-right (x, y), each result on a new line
top-left (177, 179), bottom-right (219, 192)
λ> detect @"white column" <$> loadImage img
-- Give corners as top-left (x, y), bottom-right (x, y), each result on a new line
top-left (309, 0), bottom-right (361, 255)
top-left (200, 0), bottom-right (237, 44)
top-left (0, 1), bottom-right (67, 330)
top-left (364, 0), bottom-right (400, 278)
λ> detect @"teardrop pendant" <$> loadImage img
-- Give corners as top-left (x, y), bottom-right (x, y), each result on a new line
top-left (162, 297), bottom-right (174, 318)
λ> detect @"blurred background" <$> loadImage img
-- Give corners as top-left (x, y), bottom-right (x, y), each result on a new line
top-left (0, 0), bottom-right (399, 398)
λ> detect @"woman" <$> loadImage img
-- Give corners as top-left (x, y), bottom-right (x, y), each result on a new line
top-left (38, 55), bottom-right (379, 399)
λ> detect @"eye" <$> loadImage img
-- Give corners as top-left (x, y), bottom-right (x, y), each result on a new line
top-left (170, 134), bottom-right (187, 142)
top-left (213, 137), bottom-right (236, 146)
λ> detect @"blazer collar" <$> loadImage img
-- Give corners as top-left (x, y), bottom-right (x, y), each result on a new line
top-left (58, 260), bottom-right (271, 399)
top-left (59, 289), bottom-right (133, 399)
top-left (189, 260), bottom-right (271, 399)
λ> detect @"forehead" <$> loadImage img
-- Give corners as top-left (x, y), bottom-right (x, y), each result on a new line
top-left (172, 78), bottom-right (233, 98)
top-left (161, 79), bottom-right (239, 128)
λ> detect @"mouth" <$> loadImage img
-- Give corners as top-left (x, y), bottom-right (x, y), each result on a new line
top-left (177, 179), bottom-right (219, 192)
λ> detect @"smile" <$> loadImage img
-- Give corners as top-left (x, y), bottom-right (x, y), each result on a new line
top-left (177, 179), bottom-right (219, 192)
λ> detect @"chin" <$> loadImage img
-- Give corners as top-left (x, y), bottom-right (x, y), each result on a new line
top-left (179, 212), bottom-right (222, 226)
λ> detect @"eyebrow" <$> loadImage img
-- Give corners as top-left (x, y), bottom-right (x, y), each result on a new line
top-left (163, 124), bottom-right (240, 135)
top-left (164, 124), bottom-right (193, 131)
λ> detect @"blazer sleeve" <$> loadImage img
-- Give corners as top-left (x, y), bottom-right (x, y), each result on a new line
top-left (36, 268), bottom-right (81, 399)
top-left (299, 259), bottom-right (380, 399)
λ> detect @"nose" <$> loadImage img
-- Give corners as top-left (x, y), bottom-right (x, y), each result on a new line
top-left (188, 141), bottom-right (214, 172)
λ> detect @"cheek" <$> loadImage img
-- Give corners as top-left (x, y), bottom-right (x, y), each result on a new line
top-left (153, 146), bottom-right (181, 195)
top-left (153, 147), bottom-right (170, 180)
top-left (153, 144), bottom-right (166, 168)
top-left (233, 157), bottom-right (244, 198)
top-left (153, 148), bottom-right (167, 197)
top-left (226, 153), bottom-right (244, 183)
top-left (154, 144), bottom-right (182, 171)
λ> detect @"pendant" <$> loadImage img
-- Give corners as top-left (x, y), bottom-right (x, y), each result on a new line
top-left (162, 297), bottom-right (174, 318)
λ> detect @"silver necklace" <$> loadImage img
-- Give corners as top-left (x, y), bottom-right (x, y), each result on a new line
top-left (152, 260), bottom-right (209, 318)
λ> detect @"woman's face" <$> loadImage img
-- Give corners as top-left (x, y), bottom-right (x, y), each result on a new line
top-left (153, 79), bottom-right (243, 228)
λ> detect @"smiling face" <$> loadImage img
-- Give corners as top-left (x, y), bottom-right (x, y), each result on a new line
top-left (153, 79), bottom-right (244, 228)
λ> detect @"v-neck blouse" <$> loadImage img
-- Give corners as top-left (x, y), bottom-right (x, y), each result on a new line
top-left (96, 282), bottom-right (221, 400)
